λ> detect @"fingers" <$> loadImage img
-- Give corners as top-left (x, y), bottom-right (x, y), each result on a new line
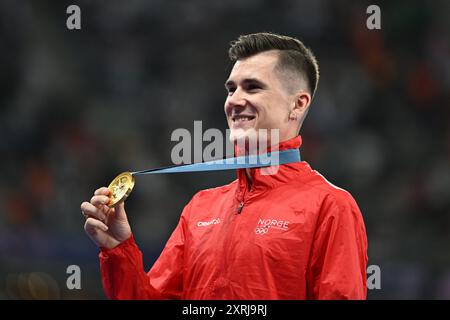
top-left (80, 201), bottom-right (106, 221)
top-left (84, 217), bottom-right (123, 249)
top-left (84, 217), bottom-right (109, 234)
top-left (94, 187), bottom-right (110, 196)
top-left (90, 194), bottom-right (110, 207)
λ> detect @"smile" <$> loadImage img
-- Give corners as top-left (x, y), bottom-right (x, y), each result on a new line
top-left (232, 115), bottom-right (256, 122)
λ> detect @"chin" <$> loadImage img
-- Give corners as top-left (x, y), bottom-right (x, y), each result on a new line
top-left (229, 128), bottom-right (273, 155)
top-left (229, 128), bottom-right (258, 142)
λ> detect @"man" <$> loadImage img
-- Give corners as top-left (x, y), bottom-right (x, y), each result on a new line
top-left (81, 32), bottom-right (368, 299)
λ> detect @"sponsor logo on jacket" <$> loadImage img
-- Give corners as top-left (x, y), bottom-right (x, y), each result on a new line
top-left (197, 218), bottom-right (221, 227)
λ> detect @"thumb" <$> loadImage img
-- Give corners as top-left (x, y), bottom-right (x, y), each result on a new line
top-left (114, 202), bottom-right (128, 222)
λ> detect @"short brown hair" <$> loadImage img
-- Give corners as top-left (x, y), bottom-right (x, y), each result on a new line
top-left (228, 32), bottom-right (319, 97)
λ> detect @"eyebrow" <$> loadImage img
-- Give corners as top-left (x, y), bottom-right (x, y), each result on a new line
top-left (224, 78), bottom-right (268, 90)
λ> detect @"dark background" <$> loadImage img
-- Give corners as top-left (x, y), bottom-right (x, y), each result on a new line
top-left (1, 0), bottom-right (449, 299)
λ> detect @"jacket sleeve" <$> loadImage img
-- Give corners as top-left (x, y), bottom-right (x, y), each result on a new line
top-left (307, 192), bottom-right (368, 300)
top-left (99, 203), bottom-right (190, 300)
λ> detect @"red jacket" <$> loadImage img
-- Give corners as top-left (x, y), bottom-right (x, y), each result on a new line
top-left (99, 136), bottom-right (368, 299)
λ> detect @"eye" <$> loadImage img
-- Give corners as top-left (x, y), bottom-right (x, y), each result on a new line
top-left (226, 87), bottom-right (236, 95)
top-left (246, 84), bottom-right (261, 92)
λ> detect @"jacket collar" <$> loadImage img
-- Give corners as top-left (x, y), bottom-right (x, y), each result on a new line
top-left (235, 135), bottom-right (303, 198)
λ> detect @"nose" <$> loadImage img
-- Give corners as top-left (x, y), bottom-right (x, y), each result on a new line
top-left (224, 87), bottom-right (247, 115)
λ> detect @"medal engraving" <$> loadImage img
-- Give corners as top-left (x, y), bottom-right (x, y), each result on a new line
top-left (107, 172), bottom-right (135, 207)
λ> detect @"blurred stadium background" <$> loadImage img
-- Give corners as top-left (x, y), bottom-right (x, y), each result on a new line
top-left (1, 0), bottom-right (449, 299)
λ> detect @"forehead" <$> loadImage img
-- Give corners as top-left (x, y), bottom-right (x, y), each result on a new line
top-left (228, 51), bottom-right (280, 81)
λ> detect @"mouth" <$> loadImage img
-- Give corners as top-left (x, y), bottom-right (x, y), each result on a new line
top-left (230, 114), bottom-right (257, 131)
top-left (231, 114), bottom-right (256, 123)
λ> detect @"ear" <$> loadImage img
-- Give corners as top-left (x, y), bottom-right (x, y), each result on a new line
top-left (289, 91), bottom-right (311, 121)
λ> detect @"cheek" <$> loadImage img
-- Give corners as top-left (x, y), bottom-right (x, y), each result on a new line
top-left (262, 108), bottom-right (289, 127)
top-left (260, 97), bottom-right (286, 117)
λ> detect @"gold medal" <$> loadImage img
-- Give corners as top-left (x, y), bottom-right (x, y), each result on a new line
top-left (107, 172), bottom-right (135, 207)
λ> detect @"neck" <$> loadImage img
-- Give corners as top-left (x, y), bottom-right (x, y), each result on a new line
top-left (235, 135), bottom-right (300, 189)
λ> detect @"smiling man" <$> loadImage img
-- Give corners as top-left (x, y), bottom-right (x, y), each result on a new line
top-left (225, 45), bottom-right (310, 145)
top-left (81, 32), bottom-right (368, 300)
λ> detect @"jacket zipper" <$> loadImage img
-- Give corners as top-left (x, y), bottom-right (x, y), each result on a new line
top-left (237, 201), bottom-right (244, 214)
top-left (236, 168), bottom-right (255, 214)
top-left (236, 184), bottom-right (250, 214)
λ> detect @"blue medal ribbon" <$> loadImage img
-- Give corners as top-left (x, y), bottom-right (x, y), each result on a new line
top-left (132, 149), bottom-right (301, 176)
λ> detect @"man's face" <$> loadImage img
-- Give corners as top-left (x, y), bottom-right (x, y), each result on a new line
top-left (224, 51), bottom-right (295, 144)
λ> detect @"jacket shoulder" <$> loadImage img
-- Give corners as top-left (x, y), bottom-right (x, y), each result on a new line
top-left (190, 179), bottom-right (237, 201)
top-left (307, 172), bottom-right (365, 233)
top-left (294, 162), bottom-right (360, 210)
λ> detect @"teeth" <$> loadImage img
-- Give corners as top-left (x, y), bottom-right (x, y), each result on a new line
top-left (233, 116), bottom-right (254, 122)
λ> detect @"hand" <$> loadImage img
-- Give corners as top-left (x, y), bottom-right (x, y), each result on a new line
top-left (81, 187), bottom-right (132, 249)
